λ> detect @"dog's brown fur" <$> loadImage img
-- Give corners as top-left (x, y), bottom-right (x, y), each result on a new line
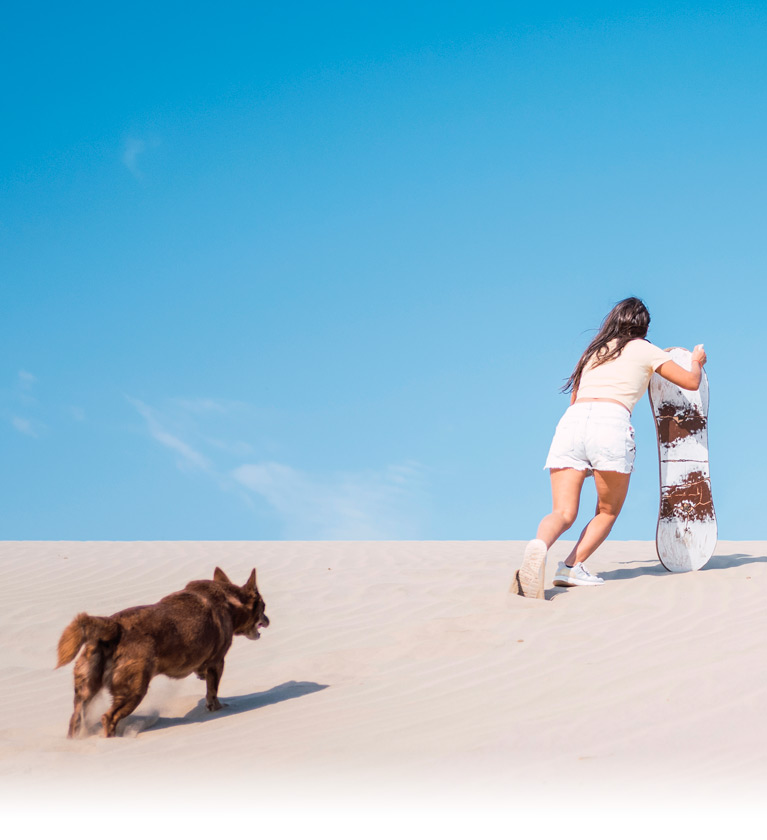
top-left (56, 567), bottom-right (269, 738)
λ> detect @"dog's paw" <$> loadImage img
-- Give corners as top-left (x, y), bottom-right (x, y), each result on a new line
top-left (206, 699), bottom-right (224, 712)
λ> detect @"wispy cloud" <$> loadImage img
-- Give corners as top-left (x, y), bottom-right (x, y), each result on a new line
top-left (232, 460), bottom-right (427, 539)
top-left (122, 138), bottom-right (146, 178)
top-left (18, 370), bottom-right (37, 389)
top-left (128, 395), bottom-right (429, 538)
top-left (128, 397), bottom-right (212, 473)
top-left (122, 136), bottom-right (159, 179)
top-left (6, 371), bottom-right (45, 435)
top-left (3, 370), bottom-right (88, 437)
top-left (13, 369), bottom-right (38, 407)
top-left (12, 416), bottom-right (38, 437)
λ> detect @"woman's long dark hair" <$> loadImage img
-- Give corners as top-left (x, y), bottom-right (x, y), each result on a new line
top-left (563, 297), bottom-right (651, 394)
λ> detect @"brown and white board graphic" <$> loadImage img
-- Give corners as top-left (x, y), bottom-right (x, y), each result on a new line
top-left (648, 347), bottom-right (716, 572)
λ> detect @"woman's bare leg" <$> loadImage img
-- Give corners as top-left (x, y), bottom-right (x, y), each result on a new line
top-left (536, 468), bottom-right (588, 548)
top-left (513, 468), bottom-right (588, 598)
top-left (563, 470), bottom-right (631, 566)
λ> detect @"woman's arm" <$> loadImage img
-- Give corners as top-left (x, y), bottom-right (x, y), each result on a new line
top-left (656, 344), bottom-right (707, 391)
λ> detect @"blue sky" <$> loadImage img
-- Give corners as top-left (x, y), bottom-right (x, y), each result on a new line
top-left (1, 2), bottom-right (764, 540)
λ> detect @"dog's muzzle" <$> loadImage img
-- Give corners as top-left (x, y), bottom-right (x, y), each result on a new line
top-left (245, 615), bottom-right (269, 640)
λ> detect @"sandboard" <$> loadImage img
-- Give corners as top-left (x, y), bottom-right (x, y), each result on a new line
top-left (648, 347), bottom-right (716, 572)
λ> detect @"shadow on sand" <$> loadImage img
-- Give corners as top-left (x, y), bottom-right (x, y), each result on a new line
top-left (599, 554), bottom-right (767, 580)
top-left (543, 553), bottom-right (767, 596)
top-left (139, 680), bottom-right (329, 733)
top-left (597, 552), bottom-right (767, 583)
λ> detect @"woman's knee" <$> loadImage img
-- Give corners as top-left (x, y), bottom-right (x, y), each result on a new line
top-left (595, 501), bottom-right (623, 519)
top-left (554, 506), bottom-right (578, 529)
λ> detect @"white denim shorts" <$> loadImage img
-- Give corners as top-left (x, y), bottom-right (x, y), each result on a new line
top-left (544, 402), bottom-right (636, 475)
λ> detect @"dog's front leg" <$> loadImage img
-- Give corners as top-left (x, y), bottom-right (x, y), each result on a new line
top-left (204, 662), bottom-right (225, 711)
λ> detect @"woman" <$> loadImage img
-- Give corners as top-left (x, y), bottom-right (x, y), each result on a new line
top-left (513, 297), bottom-right (707, 599)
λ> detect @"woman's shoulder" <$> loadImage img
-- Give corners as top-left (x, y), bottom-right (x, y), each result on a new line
top-left (625, 337), bottom-right (664, 352)
top-left (624, 338), bottom-right (672, 365)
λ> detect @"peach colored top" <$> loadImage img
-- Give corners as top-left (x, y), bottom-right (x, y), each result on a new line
top-left (577, 339), bottom-right (672, 413)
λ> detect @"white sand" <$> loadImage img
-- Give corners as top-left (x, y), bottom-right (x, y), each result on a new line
top-left (1, 539), bottom-right (765, 832)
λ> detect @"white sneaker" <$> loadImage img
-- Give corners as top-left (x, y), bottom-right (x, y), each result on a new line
top-left (511, 539), bottom-right (548, 598)
top-left (552, 561), bottom-right (604, 587)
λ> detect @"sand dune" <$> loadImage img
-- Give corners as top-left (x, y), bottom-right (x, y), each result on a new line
top-left (1, 539), bottom-right (765, 831)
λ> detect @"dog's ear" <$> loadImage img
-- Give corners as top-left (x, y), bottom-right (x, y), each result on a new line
top-left (213, 567), bottom-right (231, 584)
top-left (244, 568), bottom-right (257, 592)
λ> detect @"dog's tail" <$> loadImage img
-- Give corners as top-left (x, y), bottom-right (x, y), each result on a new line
top-left (56, 613), bottom-right (122, 668)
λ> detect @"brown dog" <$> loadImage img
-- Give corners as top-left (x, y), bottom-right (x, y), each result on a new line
top-left (56, 567), bottom-right (269, 737)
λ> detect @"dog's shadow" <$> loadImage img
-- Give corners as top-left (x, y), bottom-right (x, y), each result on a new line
top-left (135, 680), bottom-right (329, 733)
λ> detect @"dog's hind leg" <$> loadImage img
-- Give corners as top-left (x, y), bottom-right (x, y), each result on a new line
top-left (101, 664), bottom-right (151, 737)
top-left (67, 644), bottom-right (104, 738)
top-left (203, 661), bottom-right (225, 712)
